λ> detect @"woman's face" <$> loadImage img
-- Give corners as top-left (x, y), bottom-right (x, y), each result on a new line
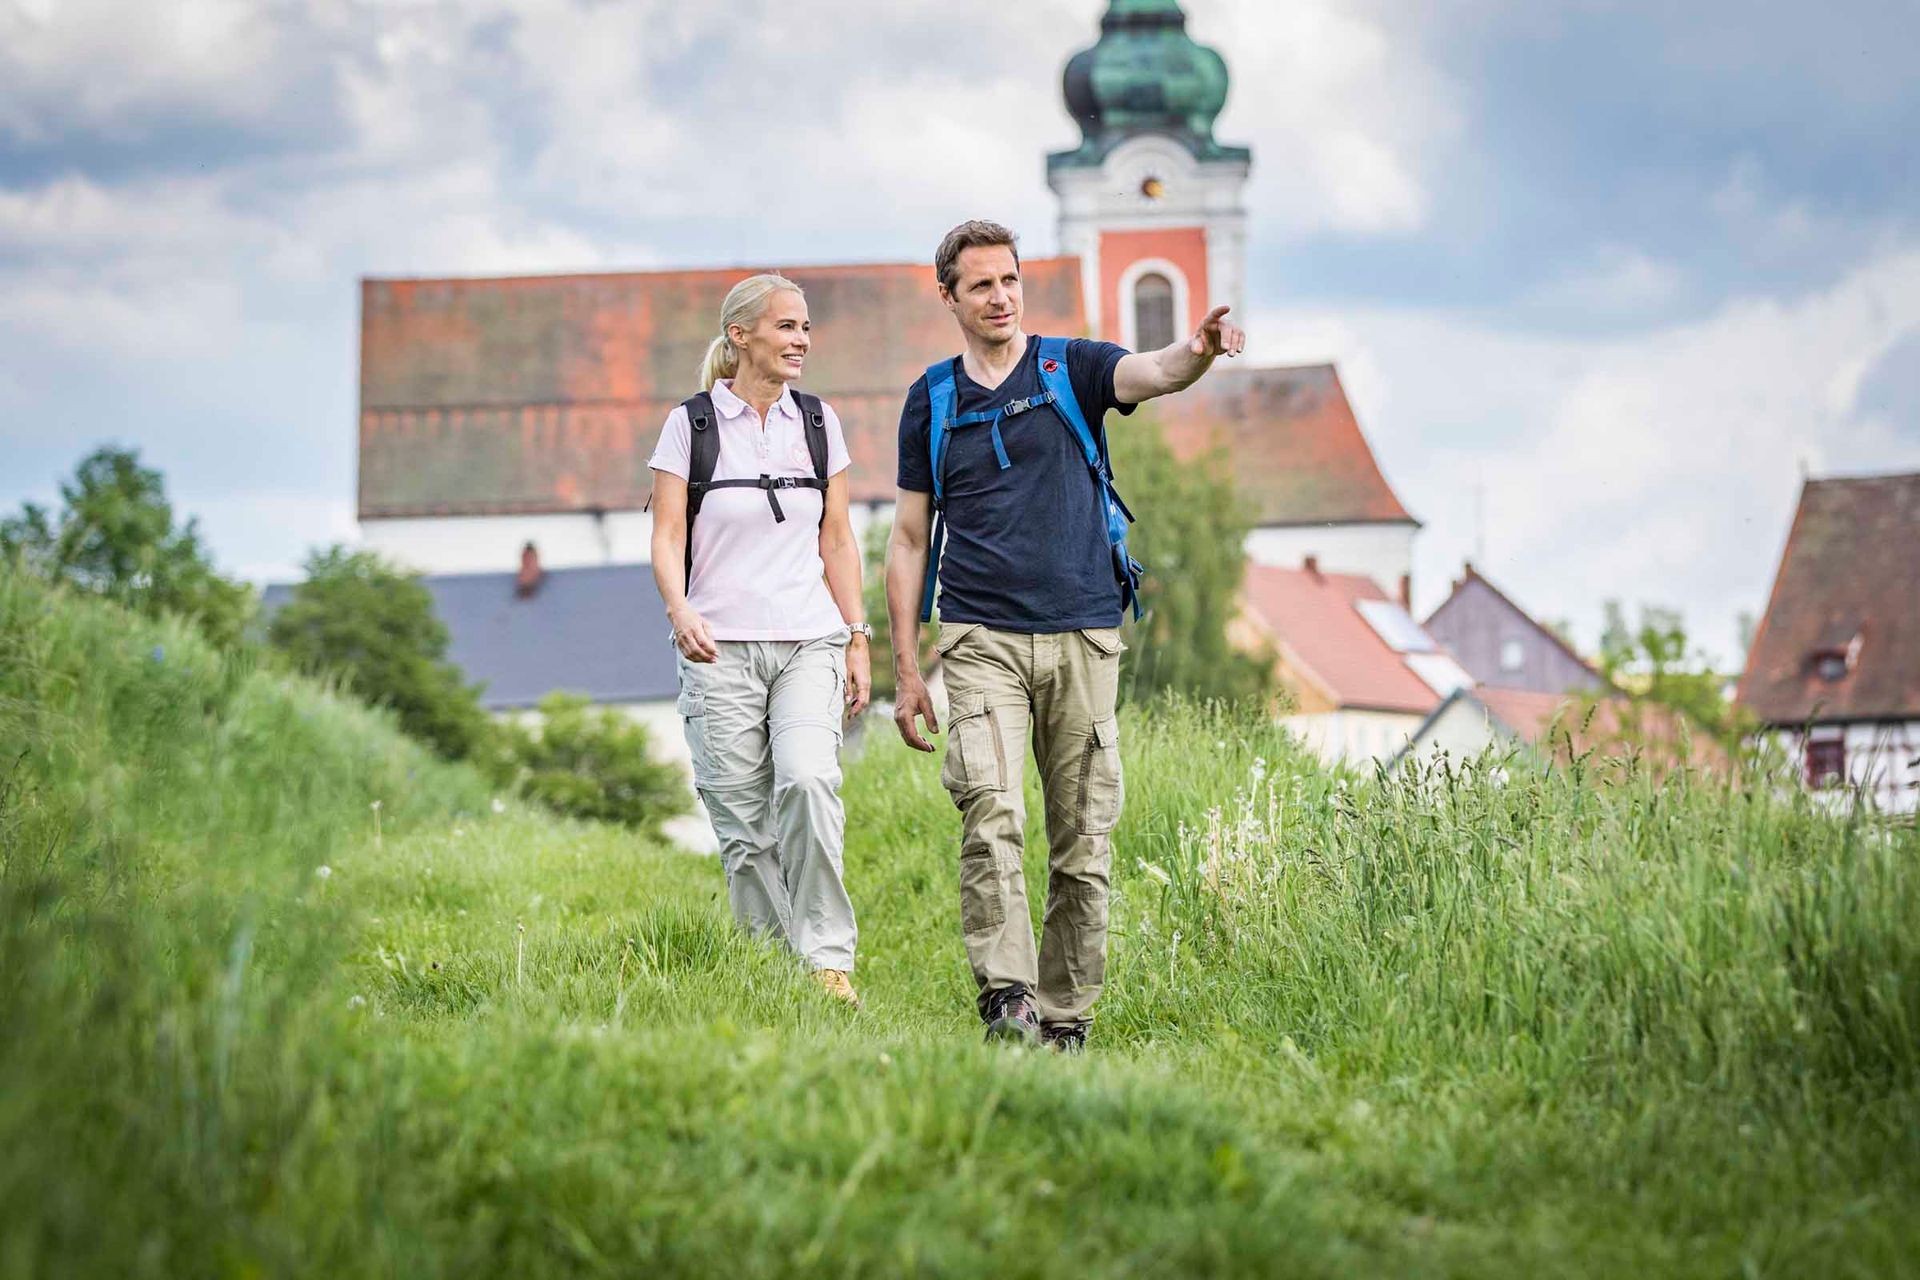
top-left (729, 289), bottom-right (811, 383)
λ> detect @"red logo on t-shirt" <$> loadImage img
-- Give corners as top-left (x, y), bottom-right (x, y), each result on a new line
top-left (1043, 359), bottom-right (1059, 373)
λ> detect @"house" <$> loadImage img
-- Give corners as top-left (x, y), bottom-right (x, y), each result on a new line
top-left (1423, 563), bottom-right (1609, 695)
top-left (1239, 560), bottom-right (1473, 766)
top-left (1736, 471), bottom-right (1920, 813)
top-left (1395, 686), bottom-right (1728, 778)
top-left (355, 0), bottom-right (1418, 606)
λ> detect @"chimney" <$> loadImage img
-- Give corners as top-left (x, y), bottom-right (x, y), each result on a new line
top-left (515, 541), bottom-right (544, 599)
top-left (1303, 554), bottom-right (1320, 579)
top-left (1399, 573), bottom-right (1412, 609)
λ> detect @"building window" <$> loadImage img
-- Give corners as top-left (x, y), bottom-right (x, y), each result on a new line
top-left (1806, 736), bottom-right (1845, 789)
top-left (1133, 272), bottom-right (1176, 351)
top-left (1499, 638), bottom-right (1525, 673)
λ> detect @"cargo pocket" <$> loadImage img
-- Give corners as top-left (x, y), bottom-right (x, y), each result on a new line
top-left (676, 683), bottom-right (710, 785)
top-left (1081, 627), bottom-right (1125, 657)
top-left (940, 689), bottom-right (1005, 808)
top-left (935, 622), bottom-right (981, 656)
top-left (1076, 715), bottom-right (1123, 834)
top-left (958, 848), bottom-right (1007, 938)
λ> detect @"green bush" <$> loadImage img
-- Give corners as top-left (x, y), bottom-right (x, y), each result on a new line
top-left (492, 692), bottom-right (688, 835)
top-left (267, 545), bottom-right (492, 761)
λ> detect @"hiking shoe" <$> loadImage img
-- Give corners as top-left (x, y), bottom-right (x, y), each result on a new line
top-left (982, 984), bottom-right (1040, 1045)
top-left (813, 968), bottom-right (861, 1008)
top-left (1041, 1022), bottom-right (1088, 1054)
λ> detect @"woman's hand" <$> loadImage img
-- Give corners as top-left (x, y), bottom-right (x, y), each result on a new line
top-left (844, 635), bottom-right (872, 719)
top-left (670, 605), bottom-right (719, 663)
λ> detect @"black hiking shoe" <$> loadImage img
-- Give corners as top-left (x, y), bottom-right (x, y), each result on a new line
top-left (1041, 1022), bottom-right (1088, 1054)
top-left (982, 984), bottom-right (1040, 1045)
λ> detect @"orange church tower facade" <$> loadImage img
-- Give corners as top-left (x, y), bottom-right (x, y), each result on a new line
top-left (1046, 0), bottom-right (1250, 347)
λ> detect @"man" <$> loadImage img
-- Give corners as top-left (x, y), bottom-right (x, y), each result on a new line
top-left (885, 219), bottom-right (1246, 1050)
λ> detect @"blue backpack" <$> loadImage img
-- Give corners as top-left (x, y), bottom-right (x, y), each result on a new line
top-left (918, 336), bottom-right (1143, 623)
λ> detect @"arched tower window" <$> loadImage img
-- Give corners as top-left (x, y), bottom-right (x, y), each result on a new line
top-left (1133, 272), bottom-right (1176, 351)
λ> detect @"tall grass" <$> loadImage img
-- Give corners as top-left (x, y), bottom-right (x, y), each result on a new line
top-left (3, 559), bottom-right (1916, 1277)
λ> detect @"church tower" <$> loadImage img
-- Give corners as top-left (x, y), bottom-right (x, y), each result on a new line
top-left (1047, 0), bottom-right (1250, 348)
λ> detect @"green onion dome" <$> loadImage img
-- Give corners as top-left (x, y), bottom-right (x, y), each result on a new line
top-left (1052, 0), bottom-right (1249, 169)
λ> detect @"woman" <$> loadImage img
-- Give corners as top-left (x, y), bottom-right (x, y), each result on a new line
top-left (649, 274), bottom-right (872, 1005)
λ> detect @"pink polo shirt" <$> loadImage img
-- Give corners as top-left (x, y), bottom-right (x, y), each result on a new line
top-left (648, 380), bottom-right (853, 641)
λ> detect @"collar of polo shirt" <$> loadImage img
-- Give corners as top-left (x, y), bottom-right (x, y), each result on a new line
top-left (711, 380), bottom-right (799, 421)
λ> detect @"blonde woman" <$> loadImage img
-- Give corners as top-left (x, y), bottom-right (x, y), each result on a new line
top-left (649, 274), bottom-right (871, 1005)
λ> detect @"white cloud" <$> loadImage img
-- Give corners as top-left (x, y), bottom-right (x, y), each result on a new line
top-left (1255, 242), bottom-right (1920, 665)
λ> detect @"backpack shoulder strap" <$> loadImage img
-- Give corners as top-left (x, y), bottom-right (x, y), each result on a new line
top-left (685, 392), bottom-right (720, 496)
top-left (1036, 337), bottom-right (1101, 471)
top-left (681, 391), bottom-right (718, 587)
top-left (791, 390), bottom-right (829, 483)
top-left (923, 359), bottom-right (960, 502)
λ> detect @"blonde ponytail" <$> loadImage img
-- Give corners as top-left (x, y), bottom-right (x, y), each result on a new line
top-left (698, 272), bottom-right (805, 390)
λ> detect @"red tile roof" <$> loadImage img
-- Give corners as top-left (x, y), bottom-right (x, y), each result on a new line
top-left (1242, 563), bottom-right (1441, 714)
top-left (1147, 364), bottom-right (1415, 526)
top-left (357, 260), bottom-right (1415, 527)
top-left (1736, 471), bottom-right (1920, 725)
top-left (357, 260), bottom-right (1086, 518)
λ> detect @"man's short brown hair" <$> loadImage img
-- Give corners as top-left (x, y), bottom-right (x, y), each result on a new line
top-left (935, 220), bottom-right (1020, 294)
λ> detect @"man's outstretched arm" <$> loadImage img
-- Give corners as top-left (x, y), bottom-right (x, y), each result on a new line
top-left (1112, 305), bottom-right (1247, 406)
top-left (885, 489), bottom-right (940, 753)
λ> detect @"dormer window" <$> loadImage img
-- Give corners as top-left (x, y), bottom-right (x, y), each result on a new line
top-left (1807, 631), bottom-right (1862, 682)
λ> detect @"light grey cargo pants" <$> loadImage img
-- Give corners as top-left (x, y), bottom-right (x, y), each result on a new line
top-left (675, 630), bottom-right (857, 972)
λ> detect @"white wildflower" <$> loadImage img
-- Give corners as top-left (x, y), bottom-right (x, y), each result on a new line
top-left (491, 797), bottom-right (507, 815)
top-left (370, 800), bottom-right (382, 812)
top-left (348, 994), bottom-right (367, 1010)
top-left (315, 865), bottom-right (333, 880)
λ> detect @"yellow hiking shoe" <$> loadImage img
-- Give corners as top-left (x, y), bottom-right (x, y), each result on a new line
top-left (813, 968), bottom-right (861, 1008)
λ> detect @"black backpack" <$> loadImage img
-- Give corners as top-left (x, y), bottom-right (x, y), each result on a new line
top-left (676, 389), bottom-right (830, 588)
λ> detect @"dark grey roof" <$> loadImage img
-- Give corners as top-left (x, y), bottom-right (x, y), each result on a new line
top-left (262, 563), bottom-right (677, 710)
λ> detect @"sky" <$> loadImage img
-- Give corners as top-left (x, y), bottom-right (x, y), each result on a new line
top-left (2, 0), bottom-right (1916, 666)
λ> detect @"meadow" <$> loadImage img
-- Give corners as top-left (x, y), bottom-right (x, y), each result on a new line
top-left (2, 560), bottom-right (1916, 1277)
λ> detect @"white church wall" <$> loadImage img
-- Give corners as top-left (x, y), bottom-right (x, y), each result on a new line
top-left (1244, 524), bottom-right (1415, 599)
top-left (363, 512), bottom-right (656, 575)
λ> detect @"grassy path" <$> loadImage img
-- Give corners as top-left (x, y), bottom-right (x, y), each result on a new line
top-left (5, 564), bottom-right (1917, 1277)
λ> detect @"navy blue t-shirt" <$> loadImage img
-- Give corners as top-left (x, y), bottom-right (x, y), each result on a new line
top-left (897, 336), bottom-right (1134, 633)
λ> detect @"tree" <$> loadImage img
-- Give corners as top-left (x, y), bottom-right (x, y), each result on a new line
top-left (1597, 600), bottom-right (1751, 748)
top-left (267, 546), bottom-right (491, 761)
top-left (1, 446), bottom-right (253, 649)
top-left (492, 693), bottom-right (688, 835)
top-left (1104, 412), bottom-right (1274, 704)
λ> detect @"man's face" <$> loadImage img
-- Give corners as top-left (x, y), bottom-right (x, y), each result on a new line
top-left (941, 245), bottom-right (1023, 347)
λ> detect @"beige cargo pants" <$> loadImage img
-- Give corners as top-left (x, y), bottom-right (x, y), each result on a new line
top-left (676, 631), bottom-right (857, 972)
top-left (936, 622), bottom-right (1124, 1027)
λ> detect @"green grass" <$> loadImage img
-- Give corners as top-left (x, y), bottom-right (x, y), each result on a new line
top-left (3, 560), bottom-right (1918, 1277)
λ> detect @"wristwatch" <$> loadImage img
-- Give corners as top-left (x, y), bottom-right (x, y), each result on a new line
top-left (846, 622), bottom-right (874, 642)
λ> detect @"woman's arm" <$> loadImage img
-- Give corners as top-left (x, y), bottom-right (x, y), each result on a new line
top-left (649, 472), bottom-right (718, 662)
top-left (819, 471), bottom-right (870, 716)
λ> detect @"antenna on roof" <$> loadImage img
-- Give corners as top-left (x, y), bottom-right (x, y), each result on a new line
top-left (1473, 476), bottom-right (1486, 567)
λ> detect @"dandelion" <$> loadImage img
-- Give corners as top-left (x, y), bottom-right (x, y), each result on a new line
top-left (491, 797), bottom-right (507, 815)
top-left (315, 865), bottom-right (333, 880)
